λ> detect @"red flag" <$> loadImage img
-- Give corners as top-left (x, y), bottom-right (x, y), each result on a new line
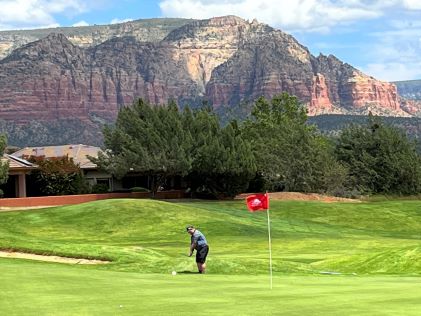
top-left (246, 193), bottom-right (269, 212)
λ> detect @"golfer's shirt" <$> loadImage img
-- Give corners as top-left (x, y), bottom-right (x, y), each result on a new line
top-left (191, 230), bottom-right (207, 250)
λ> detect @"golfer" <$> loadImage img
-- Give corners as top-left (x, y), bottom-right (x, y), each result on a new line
top-left (186, 225), bottom-right (209, 274)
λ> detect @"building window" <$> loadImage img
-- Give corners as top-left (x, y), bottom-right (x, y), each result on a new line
top-left (96, 178), bottom-right (111, 189)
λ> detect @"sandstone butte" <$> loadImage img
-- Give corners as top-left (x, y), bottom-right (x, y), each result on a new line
top-left (0, 15), bottom-right (418, 126)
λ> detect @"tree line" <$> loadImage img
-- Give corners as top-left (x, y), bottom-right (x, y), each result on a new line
top-left (1, 92), bottom-right (419, 198)
top-left (93, 93), bottom-right (421, 198)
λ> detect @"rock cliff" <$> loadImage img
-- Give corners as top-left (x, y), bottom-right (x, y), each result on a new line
top-left (394, 80), bottom-right (421, 101)
top-left (394, 80), bottom-right (421, 117)
top-left (0, 16), bottom-right (414, 142)
top-left (0, 18), bottom-right (192, 60)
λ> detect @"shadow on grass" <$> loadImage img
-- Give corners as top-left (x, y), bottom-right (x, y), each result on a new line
top-left (177, 271), bottom-right (199, 274)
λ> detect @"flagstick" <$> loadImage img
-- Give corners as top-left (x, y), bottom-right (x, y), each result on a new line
top-left (266, 195), bottom-right (273, 290)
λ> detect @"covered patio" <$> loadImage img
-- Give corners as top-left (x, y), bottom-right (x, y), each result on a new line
top-left (1, 154), bottom-right (36, 198)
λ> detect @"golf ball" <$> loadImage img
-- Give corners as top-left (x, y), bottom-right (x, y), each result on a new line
top-left (172, 271), bottom-right (177, 276)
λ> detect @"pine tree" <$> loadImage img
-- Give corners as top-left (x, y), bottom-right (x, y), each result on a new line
top-left (242, 93), bottom-right (346, 193)
top-left (187, 109), bottom-right (256, 198)
top-left (335, 115), bottom-right (421, 195)
top-left (95, 99), bottom-right (192, 195)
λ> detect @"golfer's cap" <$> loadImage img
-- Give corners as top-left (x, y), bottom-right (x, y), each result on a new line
top-left (186, 225), bottom-right (194, 231)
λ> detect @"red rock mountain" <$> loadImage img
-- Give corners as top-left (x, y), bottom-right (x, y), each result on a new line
top-left (0, 16), bottom-right (413, 129)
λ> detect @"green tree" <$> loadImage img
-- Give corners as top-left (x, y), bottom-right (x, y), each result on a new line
top-left (187, 108), bottom-right (256, 198)
top-left (27, 155), bottom-right (88, 196)
top-left (96, 99), bottom-right (255, 198)
top-left (0, 134), bottom-right (9, 196)
top-left (242, 93), bottom-right (346, 193)
top-left (95, 99), bottom-right (192, 195)
top-left (335, 115), bottom-right (421, 195)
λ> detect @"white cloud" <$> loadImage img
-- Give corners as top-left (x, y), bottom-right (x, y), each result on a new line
top-left (159, 0), bottom-right (421, 81)
top-left (72, 20), bottom-right (89, 27)
top-left (362, 62), bottom-right (421, 81)
top-left (110, 18), bottom-right (133, 24)
top-left (402, 0), bottom-right (421, 10)
top-left (361, 22), bottom-right (421, 81)
top-left (0, 0), bottom-right (87, 30)
top-left (389, 20), bottom-right (421, 29)
top-left (159, 0), bottom-right (421, 32)
top-left (159, 0), bottom-right (382, 32)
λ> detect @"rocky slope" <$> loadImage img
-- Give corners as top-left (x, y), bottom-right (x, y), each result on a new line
top-left (394, 80), bottom-right (421, 116)
top-left (0, 16), bottom-right (416, 145)
top-left (394, 80), bottom-right (421, 100)
top-left (0, 18), bottom-right (192, 60)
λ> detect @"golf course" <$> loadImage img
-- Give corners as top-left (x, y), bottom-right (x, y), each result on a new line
top-left (1, 198), bottom-right (421, 315)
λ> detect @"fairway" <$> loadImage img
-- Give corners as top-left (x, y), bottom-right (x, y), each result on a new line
top-left (1, 198), bottom-right (421, 315)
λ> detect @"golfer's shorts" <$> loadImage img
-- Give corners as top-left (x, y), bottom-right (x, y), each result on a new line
top-left (196, 245), bottom-right (209, 263)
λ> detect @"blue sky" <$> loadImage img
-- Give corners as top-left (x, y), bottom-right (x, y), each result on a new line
top-left (0, 0), bottom-right (420, 82)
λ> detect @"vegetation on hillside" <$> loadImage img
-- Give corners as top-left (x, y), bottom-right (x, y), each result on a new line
top-left (309, 115), bottom-right (421, 145)
top-left (0, 118), bottom-right (105, 147)
top-left (0, 18), bottom-right (191, 38)
top-left (393, 79), bottom-right (421, 100)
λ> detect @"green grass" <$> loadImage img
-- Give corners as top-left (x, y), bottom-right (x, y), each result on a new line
top-left (1, 259), bottom-right (421, 316)
top-left (0, 198), bottom-right (421, 315)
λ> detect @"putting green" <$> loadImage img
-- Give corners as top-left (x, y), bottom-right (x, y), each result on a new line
top-left (0, 198), bottom-right (420, 315)
top-left (1, 259), bottom-right (420, 316)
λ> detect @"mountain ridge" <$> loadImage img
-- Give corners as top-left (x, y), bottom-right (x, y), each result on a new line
top-left (0, 16), bottom-right (420, 146)
top-left (0, 18), bottom-right (193, 60)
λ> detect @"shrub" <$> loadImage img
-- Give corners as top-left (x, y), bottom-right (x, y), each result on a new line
top-left (26, 156), bottom-right (84, 196)
top-left (130, 187), bottom-right (150, 192)
top-left (91, 183), bottom-right (109, 194)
